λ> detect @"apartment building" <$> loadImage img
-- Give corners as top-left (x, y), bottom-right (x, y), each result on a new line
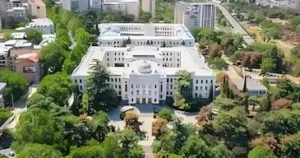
top-left (61, 0), bottom-right (89, 12)
top-left (28, 0), bottom-right (47, 18)
top-left (90, 0), bottom-right (140, 21)
top-left (142, 0), bottom-right (155, 17)
top-left (10, 49), bottom-right (40, 84)
top-left (0, 43), bottom-right (12, 69)
top-left (6, 7), bottom-right (27, 21)
top-left (175, 2), bottom-right (217, 30)
top-left (257, 0), bottom-right (300, 10)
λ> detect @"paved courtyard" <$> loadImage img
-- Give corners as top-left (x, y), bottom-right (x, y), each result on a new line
top-left (107, 104), bottom-right (198, 156)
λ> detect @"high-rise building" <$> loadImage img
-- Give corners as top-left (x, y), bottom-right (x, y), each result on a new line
top-left (142, 0), bottom-right (155, 17)
top-left (61, 0), bottom-right (89, 12)
top-left (174, 2), bottom-right (217, 30)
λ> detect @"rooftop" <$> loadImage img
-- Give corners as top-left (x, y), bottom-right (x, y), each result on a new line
top-left (231, 78), bottom-right (267, 91)
top-left (0, 83), bottom-right (6, 91)
top-left (26, 18), bottom-right (54, 28)
top-left (16, 52), bottom-right (39, 63)
top-left (98, 23), bottom-right (194, 41)
top-left (72, 46), bottom-right (214, 77)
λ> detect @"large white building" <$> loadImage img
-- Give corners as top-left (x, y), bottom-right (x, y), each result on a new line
top-left (255, 0), bottom-right (300, 10)
top-left (90, 0), bottom-right (140, 21)
top-left (98, 23), bottom-right (195, 47)
top-left (72, 23), bottom-right (215, 105)
top-left (175, 2), bottom-right (217, 30)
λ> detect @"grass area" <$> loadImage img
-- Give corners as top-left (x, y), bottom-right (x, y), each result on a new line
top-left (213, 69), bottom-right (222, 76)
top-left (244, 25), bottom-right (294, 60)
top-left (0, 109), bottom-right (13, 126)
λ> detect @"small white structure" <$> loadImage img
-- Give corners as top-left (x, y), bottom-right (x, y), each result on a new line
top-left (0, 43), bottom-right (12, 68)
top-left (231, 78), bottom-right (267, 97)
top-left (174, 2), bottom-right (217, 30)
top-left (25, 18), bottom-right (55, 34)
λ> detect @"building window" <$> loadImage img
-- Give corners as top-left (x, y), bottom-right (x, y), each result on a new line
top-left (211, 80), bottom-right (213, 83)
top-left (149, 90), bottom-right (151, 95)
top-left (200, 86), bottom-right (203, 90)
top-left (119, 91), bottom-right (121, 95)
top-left (111, 78), bottom-right (113, 82)
top-left (170, 92), bottom-right (172, 95)
top-left (170, 85), bottom-right (173, 89)
top-left (119, 78), bottom-right (121, 82)
top-left (205, 86), bottom-right (207, 90)
top-left (119, 85), bottom-right (121, 89)
top-left (170, 79), bottom-right (173, 82)
top-left (80, 79), bottom-right (82, 83)
top-left (115, 85), bottom-right (117, 88)
top-left (201, 80), bottom-right (203, 84)
top-left (131, 84), bottom-right (133, 88)
top-left (154, 98), bottom-right (157, 102)
top-left (137, 90), bottom-right (140, 95)
top-left (196, 80), bottom-right (198, 84)
top-left (131, 91), bottom-right (133, 95)
top-left (166, 91), bottom-right (169, 95)
top-left (167, 79), bottom-right (169, 82)
top-left (195, 93), bottom-right (198, 97)
top-left (131, 98), bottom-right (134, 102)
top-left (155, 85), bottom-right (157, 88)
top-left (206, 80), bottom-right (208, 84)
top-left (75, 79), bottom-right (77, 83)
top-left (196, 86), bottom-right (198, 90)
top-left (80, 86), bottom-right (82, 90)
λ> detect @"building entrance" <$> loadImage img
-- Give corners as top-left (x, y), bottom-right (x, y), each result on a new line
top-left (142, 98), bottom-right (146, 104)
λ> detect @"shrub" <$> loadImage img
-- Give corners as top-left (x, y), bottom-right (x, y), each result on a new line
top-left (157, 108), bottom-right (173, 121)
top-left (0, 109), bottom-right (13, 125)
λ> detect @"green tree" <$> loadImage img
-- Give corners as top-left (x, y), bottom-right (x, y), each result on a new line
top-left (119, 128), bottom-right (144, 158)
top-left (40, 42), bottom-right (68, 74)
top-left (248, 146), bottom-right (276, 158)
top-left (212, 107), bottom-right (248, 148)
top-left (17, 143), bottom-right (63, 158)
top-left (25, 30), bottom-right (43, 45)
top-left (0, 109), bottom-right (13, 125)
top-left (27, 93), bottom-right (57, 110)
top-left (261, 57), bottom-right (276, 73)
top-left (0, 69), bottom-right (28, 106)
top-left (174, 70), bottom-right (194, 110)
top-left (68, 17), bottom-right (84, 36)
top-left (213, 97), bottom-right (238, 111)
top-left (14, 108), bottom-right (64, 145)
top-left (75, 28), bottom-right (90, 46)
top-left (180, 135), bottom-right (211, 158)
top-left (281, 132), bottom-right (300, 157)
top-left (85, 59), bottom-right (117, 111)
top-left (67, 145), bottom-right (104, 158)
top-left (157, 108), bottom-right (173, 121)
top-left (37, 72), bottom-right (75, 106)
top-left (139, 12), bottom-right (152, 23)
top-left (211, 144), bottom-right (232, 158)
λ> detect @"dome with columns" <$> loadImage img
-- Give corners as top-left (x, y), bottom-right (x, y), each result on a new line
top-left (138, 60), bottom-right (152, 74)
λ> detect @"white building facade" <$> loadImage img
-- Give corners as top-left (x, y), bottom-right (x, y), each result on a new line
top-left (255, 0), bottom-right (300, 10)
top-left (90, 0), bottom-right (140, 21)
top-left (98, 23), bottom-right (195, 47)
top-left (72, 23), bottom-right (215, 105)
top-left (61, 0), bottom-right (89, 12)
top-left (25, 18), bottom-right (55, 34)
top-left (175, 2), bottom-right (217, 30)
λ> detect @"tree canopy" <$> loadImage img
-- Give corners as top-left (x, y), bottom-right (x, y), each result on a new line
top-left (25, 30), bottom-right (43, 45)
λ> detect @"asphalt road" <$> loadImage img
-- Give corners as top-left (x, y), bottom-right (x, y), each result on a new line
top-left (214, 3), bottom-right (255, 45)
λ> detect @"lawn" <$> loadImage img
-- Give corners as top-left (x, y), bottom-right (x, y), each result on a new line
top-left (213, 69), bottom-right (222, 76)
top-left (244, 25), bottom-right (294, 60)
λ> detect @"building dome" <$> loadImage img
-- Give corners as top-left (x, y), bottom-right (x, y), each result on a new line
top-left (138, 60), bottom-right (152, 74)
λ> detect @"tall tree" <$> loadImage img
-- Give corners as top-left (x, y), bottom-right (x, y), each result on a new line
top-left (248, 146), bottom-right (276, 158)
top-left (0, 69), bottom-right (28, 106)
top-left (40, 42), bottom-right (68, 74)
top-left (85, 59), bottom-right (117, 111)
top-left (17, 143), bottom-right (63, 158)
top-left (37, 72), bottom-right (75, 106)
